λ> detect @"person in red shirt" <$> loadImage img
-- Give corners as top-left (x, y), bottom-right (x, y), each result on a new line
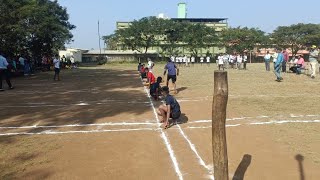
top-left (145, 68), bottom-right (155, 86)
top-left (282, 49), bottom-right (289, 72)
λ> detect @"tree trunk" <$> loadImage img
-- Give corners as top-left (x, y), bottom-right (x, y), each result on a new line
top-left (212, 71), bottom-right (229, 180)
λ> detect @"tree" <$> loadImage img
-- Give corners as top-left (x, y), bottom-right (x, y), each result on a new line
top-left (182, 23), bottom-right (218, 57)
top-left (116, 16), bottom-right (165, 59)
top-left (103, 34), bottom-right (119, 50)
top-left (271, 23), bottom-right (320, 56)
top-left (221, 27), bottom-right (267, 53)
top-left (0, 0), bottom-right (75, 59)
top-left (159, 20), bottom-right (186, 56)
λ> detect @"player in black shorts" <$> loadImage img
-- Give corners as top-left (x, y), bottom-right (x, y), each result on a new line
top-left (164, 59), bottom-right (179, 94)
top-left (157, 86), bottom-right (181, 129)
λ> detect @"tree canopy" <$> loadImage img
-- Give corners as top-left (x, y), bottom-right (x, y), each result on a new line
top-left (0, 0), bottom-right (75, 58)
top-left (221, 27), bottom-right (268, 53)
top-left (105, 16), bottom-right (219, 58)
top-left (271, 23), bottom-right (320, 56)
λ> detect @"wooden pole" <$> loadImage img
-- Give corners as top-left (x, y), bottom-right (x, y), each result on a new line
top-left (212, 71), bottom-right (229, 180)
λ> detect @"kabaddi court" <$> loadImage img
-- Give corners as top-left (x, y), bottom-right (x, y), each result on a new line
top-left (0, 63), bottom-right (320, 180)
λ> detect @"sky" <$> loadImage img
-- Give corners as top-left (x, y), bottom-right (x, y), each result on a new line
top-left (58, 0), bottom-right (320, 50)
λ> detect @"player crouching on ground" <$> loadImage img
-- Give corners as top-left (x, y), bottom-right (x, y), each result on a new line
top-left (150, 77), bottom-right (163, 100)
top-left (144, 67), bottom-right (155, 86)
top-left (140, 64), bottom-right (147, 79)
top-left (157, 86), bottom-right (181, 129)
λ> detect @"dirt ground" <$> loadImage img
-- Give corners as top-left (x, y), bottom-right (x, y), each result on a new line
top-left (0, 63), bottom-right (319, 180)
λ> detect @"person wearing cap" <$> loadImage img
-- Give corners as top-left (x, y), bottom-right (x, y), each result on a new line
top-left (309, 45), bottom-right (319, 79)
top-left (0, 52), bottom-right (14, 91)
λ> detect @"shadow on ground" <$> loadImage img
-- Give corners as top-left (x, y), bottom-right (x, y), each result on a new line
top-left (232, 154), bottom-right (252, 180)
top-left (0, 67), bottom-right (151, 133)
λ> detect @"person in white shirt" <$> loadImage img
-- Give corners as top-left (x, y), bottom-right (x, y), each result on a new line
top-left (243, 53), bottom-right (248, 70)
top-left (264, 51), bottom-right (271, 71)
top-left (200, 56), bottom-right (204, 65)
top-left (182, 55), bottom-right (186, 67)
top-left (147, 58), bottom-right (154, 72)
top-left (191, 56), bottom-right (195, 66)
top-left (236, 54), bottom-right (243, 70)
top-left (0, 53), bottom-right (14, 91)
top-left (272, 52), bottom-right (278, 70)
top-left (183, 55), bottom-right (188, 67)
top-left (170, 56), bottom-right (175, 63)
top-left (70, 56), bottom-right (76, 69)
top-left (53, 55), bottom-right (61, 81)
top-left (223, 54), bottom-right (229, 69)
top-left (206, 56), bottom-right (211, 66)
top-left (230, 54), bottom-right (237, 69)
top-left (187, 56), bottom-right (190, 67)
top-left (218, 54), bottom-right (225, 71)
top-left (216, 55), bottom-right (220, 67)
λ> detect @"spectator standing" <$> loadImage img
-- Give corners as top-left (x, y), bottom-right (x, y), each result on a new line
top-left (274, 49), bottom-right (284, 82)
top-left (53, 55), bottom-right (61, 81)
top-left (243, 53), bottom-right (248, 70)
top-left (273, 51), bottom-right (278, 70)
top-left (282, 49), bottom-right (289, 72)
top-left (0, 52), bottom-right (14, 91)
top-left (264, 51), bottom-right (272, 71)
top-left (309, 45), bottom-right (319, 79)
top-left (200, 56), bottom-right (204, 66)
top-left (191, 56), bottom-right (195, 66)
top-left (236, 54), bottom-right (243, 70)
top-left (206, 56), bottom-right (211, 66)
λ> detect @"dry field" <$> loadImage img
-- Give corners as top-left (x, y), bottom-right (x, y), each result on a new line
top-left (0, 63), bottom-right (319, 180)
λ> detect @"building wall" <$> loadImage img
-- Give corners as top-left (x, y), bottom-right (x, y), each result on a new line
top-left (59, 49), bottom-right (82, 62)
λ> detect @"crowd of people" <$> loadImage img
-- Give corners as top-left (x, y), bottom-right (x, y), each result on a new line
top-left (138, 58), bottom-right (181, 129)
top-left (169, 53), bottom-right (249, 70)
top-left (265, 46), bottom-right (319, 82)
top-left (0, 51), bottom-right (81, 91)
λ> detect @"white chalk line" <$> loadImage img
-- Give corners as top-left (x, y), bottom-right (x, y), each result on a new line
top-left (1, 114), bottom-right (319, 130)
top-left (0, 128), bottom-right (159, 136)
top-left (0, 121), bottom-right (156, 129)
top-left (176, 125), bottom-right (214, 180)
top-left (140, 77), bottom-right (184, 180)
top-left (0, 119), bottom-right (319, 136)
top-left (187, 120), bottom-right (320, 129)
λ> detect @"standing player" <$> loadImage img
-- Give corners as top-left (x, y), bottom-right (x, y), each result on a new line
top-left (164, 59), bottom-right (179, 94)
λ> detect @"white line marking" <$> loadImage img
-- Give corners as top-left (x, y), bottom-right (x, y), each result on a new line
top-left (176, 125), bottom-right (214, 180)
top-left (140, 77), bottom-right (183, 180)
top-left (0, 122), bottom-right (156, 129)
top-left (0, 128), bottom-right (158, 136)
top-left (186, 120), bottom-right (320, 129)
top-left (250, 120), bottom-right (320, 125)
